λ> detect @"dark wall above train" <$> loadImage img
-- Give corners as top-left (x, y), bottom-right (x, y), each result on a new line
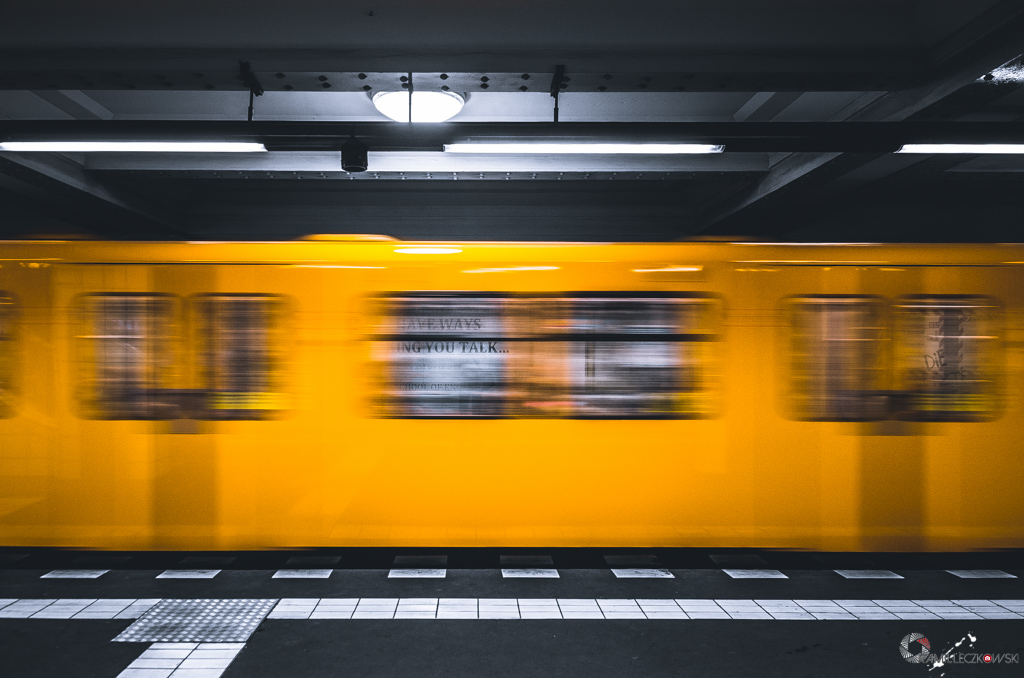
top-left (1, 0), bottom-right (1024, 242)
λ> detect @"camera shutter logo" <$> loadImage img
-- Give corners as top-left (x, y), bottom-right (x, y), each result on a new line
top-left (900, 633), bottom-right (932, 663)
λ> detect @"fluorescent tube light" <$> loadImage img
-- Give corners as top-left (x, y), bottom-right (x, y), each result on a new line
top-left (394, 247), bottom-right (463, 254)
top-left (897, 144), bottom-right (1024, 154)
top-left (0, 141), bottom-right (267, 153)
top-left (444, 143), bottom-right (724, 154)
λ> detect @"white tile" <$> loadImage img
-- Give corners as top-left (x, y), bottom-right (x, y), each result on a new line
top-left (318, 598), bottom-right (359, 606)
top-left (360, 598), bottom-right (399, 605)
top-left (811, 613), bottom-right (857, 620)
top-left (687, 612), bottom-right (731, 619)
top-left (151, 644), bottom-right (199, 650)
top-left (177, 658), bottom-right (233, 669)
top-left (397, 604), bottom-right (438, 611)
top-left (41, 569), bottom-right (108, 579)
top-left (979, 612), bottom-right (1024, 619)
top-left (141, 650), bottom-right (194, 660)
top-left (156, 570), bottom-right (220, 579)
top-left (769, 612), bottom-right (815, 620)
top-left (168, 670), bottom-right (226, 678)
top-left (832, 599), bottom-right (875, 606)
top-left (644, 611), bottom-right (689, 619)
top-left (935, 613), bottom-right (982, 619)
top-left (399, 598), bottom-right (438, 604)
top-left (388, 569), bottom-right (446, 578)
top-left (872, 599), bottom-right (914, 605)
top-left (603, 612), bottom-right (646, 619)
top-left (0, 599), bottom-right (17, 609)
top-left (117, 669), bottom-right (174, 678)
top-left (437, 610), bottom-right (478, 619)
top-left (679, 599), bottom-right (721, 605)
top-left (561, 611), bottom-right (605, 619)
top-left (352, 611), bottom-right (396, 619)
top-left (894, 613), bottom-right (941, 620)
top-left (187, 650), bottom-right (240, 660)
top-left (728, 612), bottom-right (772, 619)
top-left (195, 644), bottom-right (244, 651)
top-left (502, 569), bottom-right (559, 578)
top-left (309, 610), bottom-right (353, 619)
top-left (395, 610), bottom-right (437, 619)
top-left (834, 570), bottom-right (902, 579)
top-left (947, 570), bottom-right (1016, 579)
top-left (521, 611), bottom-right (563, 619)
top-left (479, 610), bottom-right (520, 619)
top-left (272, 569), bottom-right (332, 579)
top-left (610, 568), bottom-right (674, 578)
top-left (268, 611), bottom-right (312, 619)
top-left (722, 569), bottom-right (787, 579)
top-left (128, 659), bottom-right (183, 670)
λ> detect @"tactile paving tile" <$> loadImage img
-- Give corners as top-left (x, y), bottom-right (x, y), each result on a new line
top-left (113, 598), bottom-right (276, 643)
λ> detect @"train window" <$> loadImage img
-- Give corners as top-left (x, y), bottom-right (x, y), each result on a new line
top-left (0, 294), bottom-right (14, 417)
top-left (555, 294), bottom-right (720, 418)
top-left (372, 294), bottom-right (508, 417)
top-left (195, 294), bottom-right (287, 420)
top-left (788, 296), bottom-right (885, 421)
top-left (77, 294), bottom-right (179, 419)
top-left (893, 296), bottom-right (1000, 422)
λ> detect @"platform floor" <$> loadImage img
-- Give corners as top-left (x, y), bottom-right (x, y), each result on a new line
top-left (1, 548), bottom-right (1022, 677)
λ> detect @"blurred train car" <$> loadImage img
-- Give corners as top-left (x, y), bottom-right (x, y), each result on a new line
top-left (0, 238), bottom-right (1022, 551)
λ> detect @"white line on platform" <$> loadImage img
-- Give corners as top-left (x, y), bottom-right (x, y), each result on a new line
top-left (3, 598), bottom-right (1023, 621)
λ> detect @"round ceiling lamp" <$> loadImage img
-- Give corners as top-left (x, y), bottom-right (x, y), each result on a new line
top-left (372, 91), bottom-right (465, 123)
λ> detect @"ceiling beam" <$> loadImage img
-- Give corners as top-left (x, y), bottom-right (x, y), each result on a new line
top-left (0, 151), bottom-right (185, 237)
top-left (3, 120), bottom-right (1024, 153)
top-left (695, 0), bottom-right (1024, 235)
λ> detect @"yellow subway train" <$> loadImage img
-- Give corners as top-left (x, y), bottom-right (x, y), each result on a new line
top-left (0, 238), bottom-right (1022, 551)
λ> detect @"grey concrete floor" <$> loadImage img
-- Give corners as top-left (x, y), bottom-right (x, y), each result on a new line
top-left (1, 549), bottom-right (1022, 677)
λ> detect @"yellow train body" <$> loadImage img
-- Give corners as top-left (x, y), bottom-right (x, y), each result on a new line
top-left (1, 239), bottom-right (1022, 551)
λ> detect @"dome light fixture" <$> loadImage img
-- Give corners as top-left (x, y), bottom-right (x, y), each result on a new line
top-left (372, 91), bottom-right (465, 123)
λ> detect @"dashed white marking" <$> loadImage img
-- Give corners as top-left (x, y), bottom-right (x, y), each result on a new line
top-left (947, 570), bottom-right (1017, 579)
top-left (272, 569), bottom-right (333, 579)
top-left (156, 570), bottom-right (221, 579)
top-left (118, 641), bottom-right (245, 678)
top-left (502, 568), bottom-right (559, 578)
top-left (41, 570), bottom-right (108, 579)
top-left (722, 569), bottom-right (787, 579)
top-left (611, 568), bottom-right (674, 579)
top-left (835, 570), bottom-right (903, 579)
top-left (388, 568), bottom-right (446, 578)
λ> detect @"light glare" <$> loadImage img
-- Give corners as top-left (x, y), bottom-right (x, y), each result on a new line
top-left (444, 143), bottom-right (724, 154)
top-left (0, 141), bottom-right (267, 153)
top-left (394, 247), bottom-right (463, 254)
top-left (373, 91), bottom-right (465, 123)
top-left (463, 266), bottom-right (560, 273)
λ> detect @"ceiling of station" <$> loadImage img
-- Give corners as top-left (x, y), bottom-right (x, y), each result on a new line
top-left (1, 0), bottom-right (1023, 242)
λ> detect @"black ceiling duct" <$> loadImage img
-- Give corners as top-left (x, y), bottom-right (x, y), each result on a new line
top-left (341, 137), bottom-right (368, 172)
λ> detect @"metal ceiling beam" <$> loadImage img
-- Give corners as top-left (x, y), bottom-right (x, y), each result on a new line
top-left (83, 151), bottom-right (769, 173)
top-left (695, 0), bottom-right (1024, 235)
top-left (0, 151), bottom-right (184, 237)
top-left (3, 120), bottom-right (1024, 153)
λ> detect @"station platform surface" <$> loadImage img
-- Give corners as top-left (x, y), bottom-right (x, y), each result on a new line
top-left (1, 548), bottom-right (1022, 677)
